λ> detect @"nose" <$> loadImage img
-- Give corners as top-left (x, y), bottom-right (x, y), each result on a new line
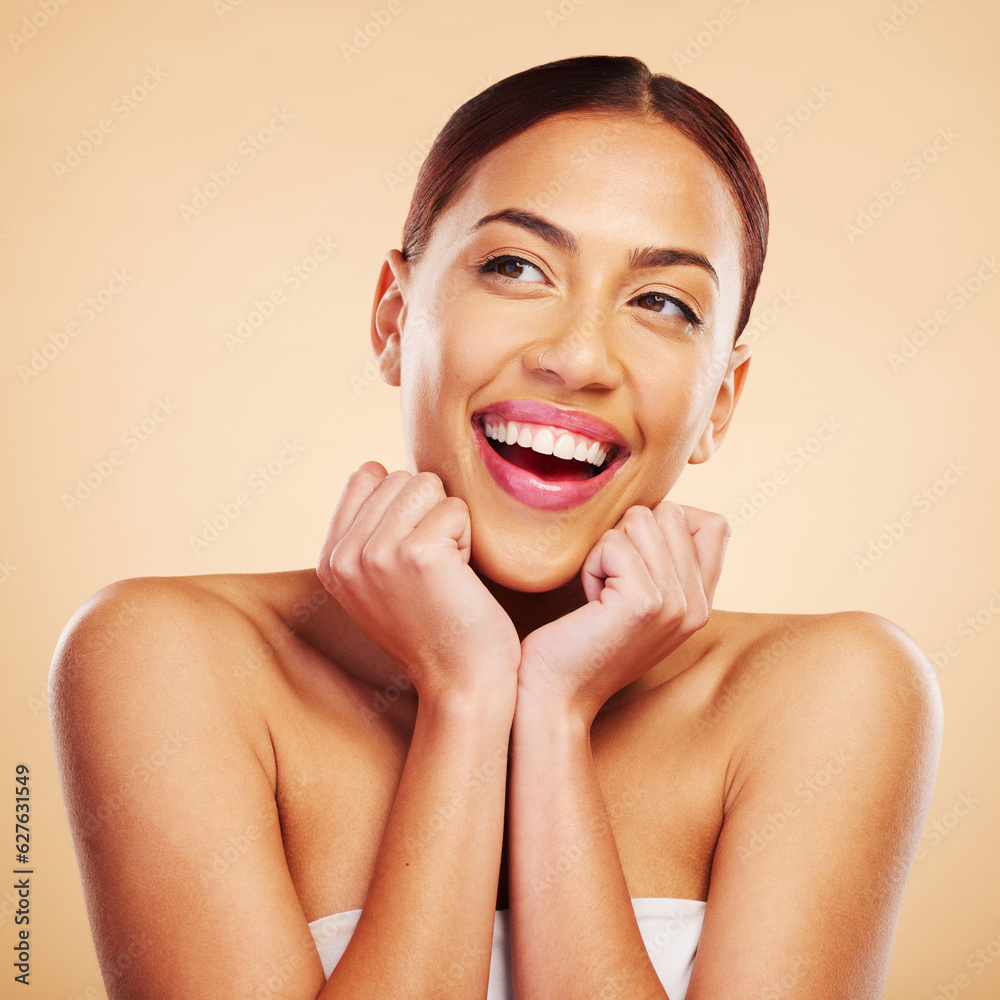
top-left (527, 302), bottom-right (623, 391)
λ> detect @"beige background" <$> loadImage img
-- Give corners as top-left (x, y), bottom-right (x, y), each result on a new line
top-left (2, 0), bottom-right (997, 997)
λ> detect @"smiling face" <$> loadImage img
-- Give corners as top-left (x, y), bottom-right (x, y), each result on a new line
top-left (371, 110), bottom-right (752, 592)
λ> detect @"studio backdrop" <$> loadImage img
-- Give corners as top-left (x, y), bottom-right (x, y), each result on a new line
top-left (1, 1), bottom-right (997, 998)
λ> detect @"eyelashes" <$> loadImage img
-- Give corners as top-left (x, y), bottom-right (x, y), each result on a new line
top-left (630, 291), bottom-right (703, 327)
top-left (475, 253), bottom-right (704, 328)
top-left (477, 253), bottom-right (546, 283)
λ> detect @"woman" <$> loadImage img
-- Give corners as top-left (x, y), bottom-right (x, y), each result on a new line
top-left (50, 55), bottom-right (942, 999)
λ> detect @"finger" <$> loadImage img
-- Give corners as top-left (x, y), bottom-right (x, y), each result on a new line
top-left (650, 503), bottom-right (710, 609)
top-left (617, 505), bottom-right (696, 617)
top-left (580, 523), bottom-right (658, 609)
top-left (672, 504), bottom-right (731, 607)
top-left (322, 463), bottom-right (391, 551)
top-left (397, 495), bottom-right (473, 567)
top-left (317, 469), bottom-right (410, 584)
top-left (342, 469), bottom-right (418, 551)
top-left (319, 470), bottom-right (382, 559)
top-left (364, 472), bottom-right (452, 557)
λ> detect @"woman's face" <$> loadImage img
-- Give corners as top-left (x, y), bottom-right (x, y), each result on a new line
top-left (372, 110), bottom-right (751, 592)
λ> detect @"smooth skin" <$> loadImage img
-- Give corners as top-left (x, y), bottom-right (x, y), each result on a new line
top-left (50, 112), bottom-right (943, 999)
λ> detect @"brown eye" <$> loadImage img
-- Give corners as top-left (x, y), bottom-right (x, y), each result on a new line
top-left (632, 290), bottom-right (701, 326)
top-left (478, 254), bottom-right (547, 284)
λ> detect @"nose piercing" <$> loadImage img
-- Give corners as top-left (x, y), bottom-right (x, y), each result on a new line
top-left (538, 351), bottom-right (551, 373)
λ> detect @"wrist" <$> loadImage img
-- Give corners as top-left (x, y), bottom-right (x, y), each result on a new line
top-left (514, 677), bottom-right (594, 738)
top-left (420, 675), bottom-right (518, 728)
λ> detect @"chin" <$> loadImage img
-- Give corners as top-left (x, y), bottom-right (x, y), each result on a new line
top-left (469, 530), bottom-right (584, 594)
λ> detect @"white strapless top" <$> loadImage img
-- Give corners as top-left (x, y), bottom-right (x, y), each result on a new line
top-left (309, 897), bottom-right (706, 999)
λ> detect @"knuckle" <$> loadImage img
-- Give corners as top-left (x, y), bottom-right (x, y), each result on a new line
top-left (327, 541), bottom-right (358, 582)
top-left (348, 469), bottom-right (382, 489)
top-left (404, 490), bottom-right (425, 511)
top-left (650, 502), bottom-right (682, 532)
top-left (398, 535), bottom-right (436, 569)
top-left (660, 590), bottom-right (687, 624)
top-left (359, 540), bottom-right (392, 575)
top-left (404, 472), bottom-right (443, 507)
top-left (638, 589), bottom-right (664, 617)
top-left (604, 526), bottom-right (628, 546)
top-left (412, 470), bottom-right (443, 491)
top-left (683, 593), bottom-right (710, 630)
top-left (315, 554), bottom-right (334, 588)
top-left (622, 505), bottom-right (654, 529)
top-left (662, 501), bottom-right (687, 521)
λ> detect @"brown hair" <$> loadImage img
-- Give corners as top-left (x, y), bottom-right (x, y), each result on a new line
top-left (401, 54), bottom-right (768, 342)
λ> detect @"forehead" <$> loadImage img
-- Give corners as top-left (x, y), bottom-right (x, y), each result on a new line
top-left (431, 110), bottom-right (743, 279)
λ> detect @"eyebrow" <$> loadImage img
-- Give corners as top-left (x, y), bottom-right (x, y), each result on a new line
top-left (471, 207), bottom-right (719, 289)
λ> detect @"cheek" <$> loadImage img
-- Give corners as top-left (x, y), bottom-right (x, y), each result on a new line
top-left (398, 301), bottom-right (467, 398)
top-left (628, 373), bottom-right (712, 491)
top-left (435, 298), bottom-right (520, 388)
top-left (638, 358), bottom-right (706, 433)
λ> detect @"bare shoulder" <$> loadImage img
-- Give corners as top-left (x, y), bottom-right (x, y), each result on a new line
top-left (682, 609), bottom-right (945, 996)
top-left (50, 567), bottom-right (323, 677)
top-left (51, 570), bottom-right (274, 676)
top-left (48, 573), bottom-right (287, 791)
top-left (703, 607), bottom-right (944, 737)
top-left (690, 606), bottom-right (945, 824)
top-left (48, 572), bottom-right (332, 997)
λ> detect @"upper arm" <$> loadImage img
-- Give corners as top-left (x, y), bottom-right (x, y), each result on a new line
top-left (687, 612), bottom-right (944, 1000)
top-left (49, 577), bottom-right (328, 1000)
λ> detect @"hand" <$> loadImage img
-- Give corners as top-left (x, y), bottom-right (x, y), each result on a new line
top-left (316, 462), bottom-right (522, 705)
top-left (516, 501), bottom-right (731, 725)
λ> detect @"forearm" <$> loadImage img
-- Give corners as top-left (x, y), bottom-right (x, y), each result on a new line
top-left (508, 688), bottom-right (667, 1000)
top-left (322, 684), bottom-right (515, 1000)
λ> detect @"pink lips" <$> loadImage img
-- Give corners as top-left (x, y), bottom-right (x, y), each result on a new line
top-left (470, 399), bottom-right (631, 511)
top-left (471, 398), bottom-right (630, 453)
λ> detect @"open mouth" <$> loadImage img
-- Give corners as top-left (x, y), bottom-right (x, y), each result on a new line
top-left (469, 404), bottom-right (630, 510)
top-left (477, 414), bottom-right (621, 481)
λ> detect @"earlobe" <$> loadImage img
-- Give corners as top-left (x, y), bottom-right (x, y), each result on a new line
top-left (370, 250), bottom-right (410, 388)
top-left (688, 344), bottom-right (752, 465)
top-left (688, 420), bottom-right (716, 465)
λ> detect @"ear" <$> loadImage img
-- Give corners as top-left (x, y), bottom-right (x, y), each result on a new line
top-left (370, 249), bottom-right (411, 388)
top-left (688, 342), bottom-right (751, 465)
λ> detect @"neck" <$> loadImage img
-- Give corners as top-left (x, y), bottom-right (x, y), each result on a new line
top-left (292, 568), bottom-right (592, 718)
top-left (475, 568), bottom-right (589, 643)
top-left (289, 567), bottom-right (716, 724)
top-left (473, 568), bottom-right (716, 714)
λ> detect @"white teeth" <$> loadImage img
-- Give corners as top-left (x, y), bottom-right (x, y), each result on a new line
top-left (531, 428), bottom-right (555, 456)
top-left (481, 416), bottom-right (615, 468)
top-left (552, 434), bottom-right (576, 460)
top-left (587, 441), bottom-right (608, 465)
